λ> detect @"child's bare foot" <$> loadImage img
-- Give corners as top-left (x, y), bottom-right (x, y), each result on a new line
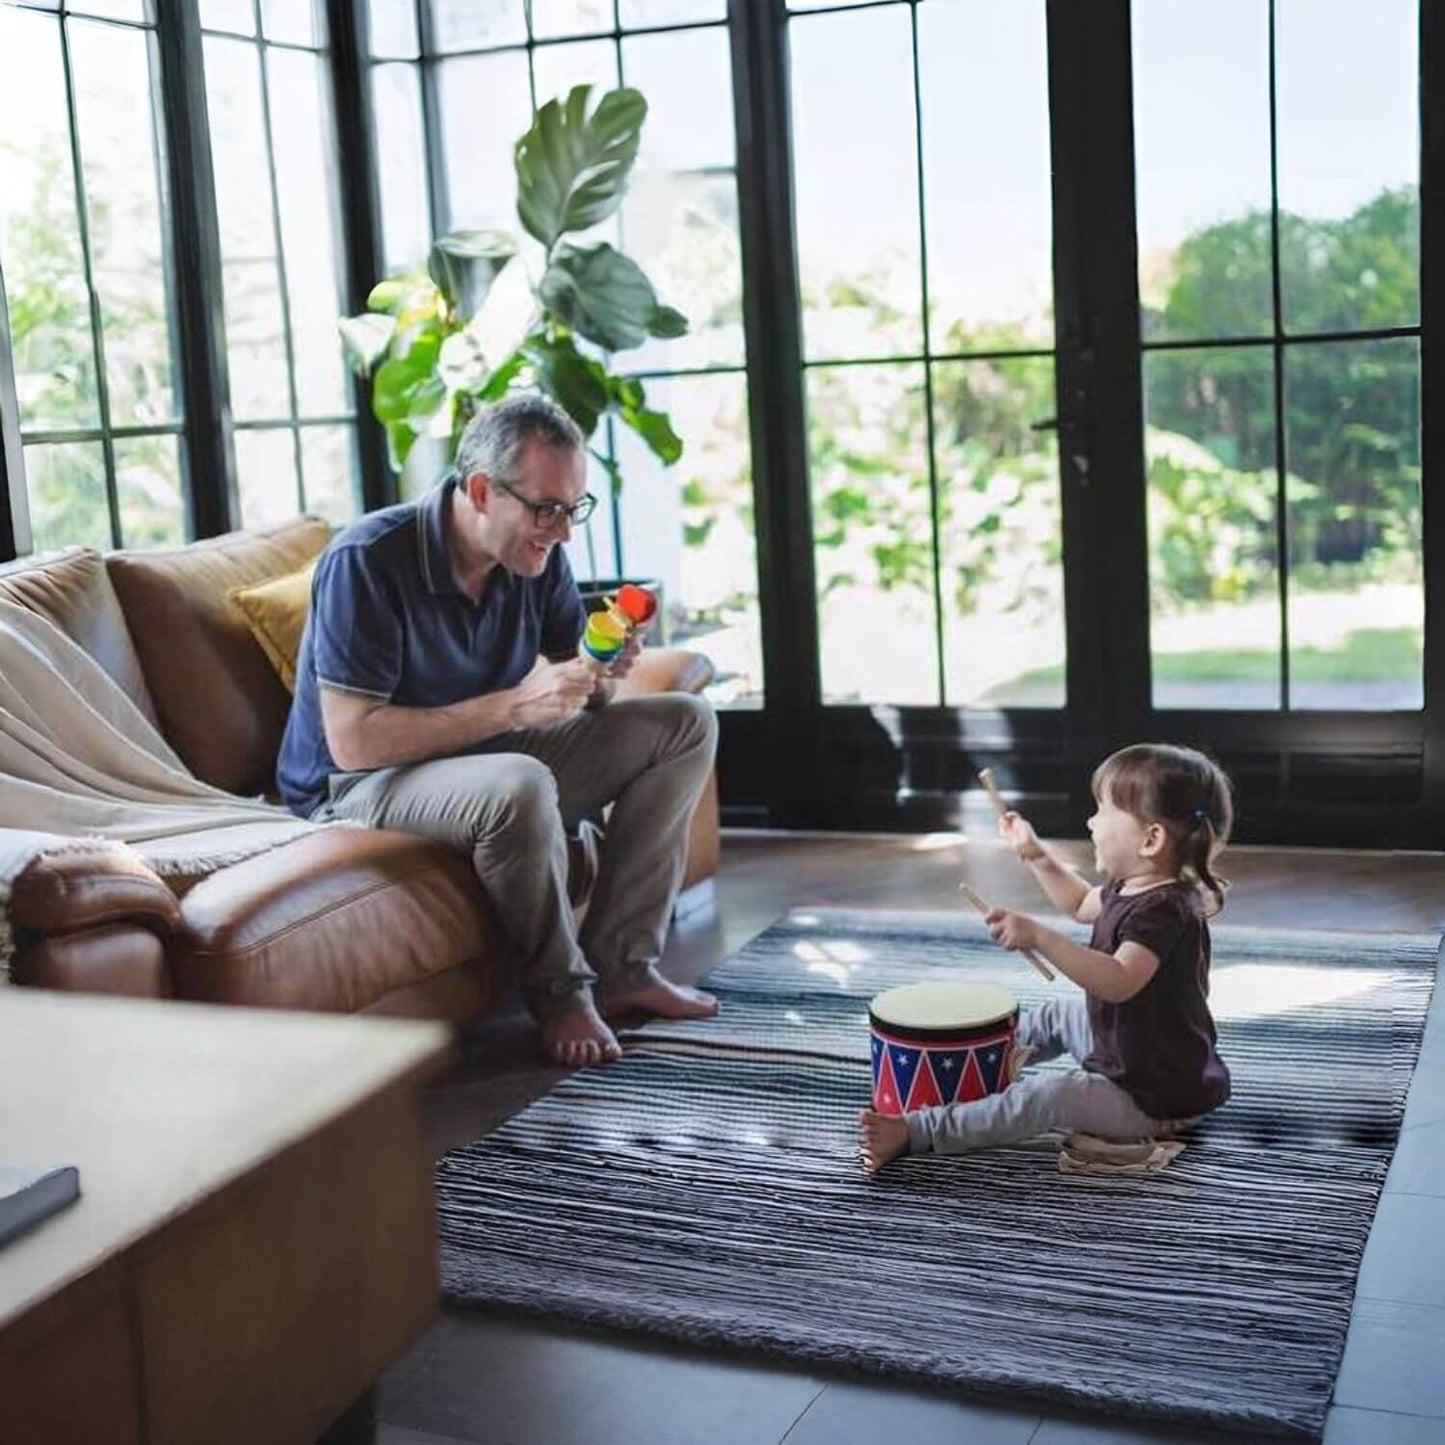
top-left (598, 966), bottom-right (720, 1021)
top-left (541, 998), bottom-right (622, 1067)
top-left (858, 1109), bottom-right (910, 1173)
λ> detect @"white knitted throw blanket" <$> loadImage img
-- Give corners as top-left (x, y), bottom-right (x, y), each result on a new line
top-left (0, 597), bottom-right (323, 979)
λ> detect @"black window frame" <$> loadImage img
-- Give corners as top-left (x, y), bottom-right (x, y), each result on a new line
top-left (0, 0), bottom-right (192, 554)
top-left (0, 0), bottom-right (384, 565)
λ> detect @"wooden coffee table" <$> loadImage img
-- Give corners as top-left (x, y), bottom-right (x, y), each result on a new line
top-left (0, 990), bottom-right (451, 1445)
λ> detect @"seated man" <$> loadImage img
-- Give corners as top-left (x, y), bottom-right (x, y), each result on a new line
top-left (277, 393), bottom-right (719, 1066)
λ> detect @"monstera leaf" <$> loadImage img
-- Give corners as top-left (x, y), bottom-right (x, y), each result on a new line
top-left (341, 83), bottom-right (690, 483)
top-left (539, 242), bottom-right (662, 353)
top-left (427, 230), bottom-right (518, 318)
top-left (515, 86), bottom-right (646, 251)
top-left (522, 331), bottom-right (610, 437)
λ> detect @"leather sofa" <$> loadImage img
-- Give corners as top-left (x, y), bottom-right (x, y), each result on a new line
top-left (0, 516), bottom-right (719, 1020)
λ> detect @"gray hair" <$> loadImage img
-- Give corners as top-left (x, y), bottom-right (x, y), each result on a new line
top-left (453, 393), bottom-right (584, 485)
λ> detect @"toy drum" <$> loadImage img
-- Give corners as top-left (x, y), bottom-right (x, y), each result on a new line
top-left (868, 981), bottom-right (1019, 1116)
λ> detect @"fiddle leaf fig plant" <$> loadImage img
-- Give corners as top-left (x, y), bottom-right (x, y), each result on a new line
top-left (340, 84), bottom-right (686, 485)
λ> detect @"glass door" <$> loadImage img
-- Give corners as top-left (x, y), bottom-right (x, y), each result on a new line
top-left (1132, 0), bottom-right (1422, 716)
top-left (785, 0), bottom-right (1066, 712)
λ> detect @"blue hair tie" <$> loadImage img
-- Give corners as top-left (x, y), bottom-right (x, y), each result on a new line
top-left (1190, 806), bottom-right (1208, 825)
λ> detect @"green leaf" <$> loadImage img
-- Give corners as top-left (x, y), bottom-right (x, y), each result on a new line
top-left (538, 242), bottom-right (658, 352)
top-left (397, 326), bottom-right (443, 373)
top-left (647, 304), bottom-right (688, 339)
top-left (372, 333), bottom-right (444, 424)
top-left (384, 420), bottom-right (419, 471)
top-left (407, 374), bottom-right (448, 426)
top-left (338, 313), bottom-right (396, 375)
top-left (619, 405), bottom-right (683, 465)
top-left (373, 357), bottom-right (423, 423)
top-left (515, 86), bottom-right (646, 250)
top-left (523, 332), bottom-right (610, 437)
top-left (427, 229), bottom-right (518, 317)
top-left (367, 277), bottom-right (415, 314)
top-left (609, 375), bottom-right (645, 410)
top-left (478, 348), bottom-right (527, 403)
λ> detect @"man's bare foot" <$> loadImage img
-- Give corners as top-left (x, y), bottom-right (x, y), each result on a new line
top-left (597, 965), bottom-right (720, 1021)
top-left (541, 998), bottom-right (622, 1068)
top-left (858, 1109), bottom-right (910, 1174)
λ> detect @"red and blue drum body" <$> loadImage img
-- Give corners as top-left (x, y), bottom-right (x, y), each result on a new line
top-left (868, 982), bottom-right (1019, 1116)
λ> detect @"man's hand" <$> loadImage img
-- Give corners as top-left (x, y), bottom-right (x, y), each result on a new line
top-left (985, 905), bottom-right (1043, 954)
top-left (510, 657), bottom-right (596, 729)
top-left (605, 632), bottom-right (643, 684)
top-left (997, 809), bottom-right (1046, 863)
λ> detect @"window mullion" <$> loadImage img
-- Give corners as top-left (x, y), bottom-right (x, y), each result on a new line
top-left (0, 256), bottom-right (31, 561)
top-left (154, 0), bottom-right (238, 538)
top-left (326, 0), bottom-right (394, 513)
top-left (730, 0), bottom-right (821, 825)
top-left (1268, 0), bottom-right (1292, 711)
top-left (251, 0), bottom-right (306, 515)
top-left (416, 0), bottom-right (450, 235)
top-left (57, 10), bottom-right (123, 548)
top-left (907, 0), bottom-right (945, 707)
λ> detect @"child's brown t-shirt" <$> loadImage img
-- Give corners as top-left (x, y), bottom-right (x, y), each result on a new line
top-left (1083, 879), bottom-right (1231, 1120)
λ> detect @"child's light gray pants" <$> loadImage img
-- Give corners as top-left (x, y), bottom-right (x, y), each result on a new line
top-left (905, 995), bottom-right (1184, 1155)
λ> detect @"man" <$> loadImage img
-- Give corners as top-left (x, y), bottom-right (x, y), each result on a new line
top-left (278, 394), bottom-right (719, 1066)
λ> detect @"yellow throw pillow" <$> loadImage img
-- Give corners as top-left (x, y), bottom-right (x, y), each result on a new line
top-left (228, 558), bottom-right (317, 694)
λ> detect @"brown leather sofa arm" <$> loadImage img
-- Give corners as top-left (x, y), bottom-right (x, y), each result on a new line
top-left (8, 845), bottom-right (183, 936)
top-left (10, 924), bottom-right (172, 997)
top-left (614, 646), bottom-right (714, 699)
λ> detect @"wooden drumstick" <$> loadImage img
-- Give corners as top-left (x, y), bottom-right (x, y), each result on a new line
top-left (978, 768), bottom-right (1009, 817)
top-left (957, 880), bottom-right (1056, 982)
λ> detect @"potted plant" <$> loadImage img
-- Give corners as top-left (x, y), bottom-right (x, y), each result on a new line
top-left (339, 85), bottom-right (688, 511)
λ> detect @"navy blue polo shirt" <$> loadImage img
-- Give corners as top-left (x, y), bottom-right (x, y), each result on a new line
top-left (277, 475), bottom-right (587, 817)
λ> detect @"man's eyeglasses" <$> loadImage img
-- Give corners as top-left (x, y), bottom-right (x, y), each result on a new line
top-left (493, 478), bottom-right (597, 528)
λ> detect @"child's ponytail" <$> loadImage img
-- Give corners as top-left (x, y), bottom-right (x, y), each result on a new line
top-left (1178, 805), bottom-right (1230, 918)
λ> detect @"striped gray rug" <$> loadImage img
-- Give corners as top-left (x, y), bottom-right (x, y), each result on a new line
top-left (437, 908), bottom-right (1439, 1440)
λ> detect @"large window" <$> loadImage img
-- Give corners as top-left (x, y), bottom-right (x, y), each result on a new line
top-left (368, 0), bottom-right (762, 707)
top-left (788, 0), bottom-right (1064, 710)
top-left (1134, 0), bottom-right (1421, 711)
top-left (199, 0), bottom-right (360, 529)
top-left (0, 0), bottom-right (187, 551)
top-left (1, 0), bottom-right (1436, 843)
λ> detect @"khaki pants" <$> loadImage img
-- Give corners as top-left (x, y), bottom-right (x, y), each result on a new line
top-left (318, 693), bottom-right (717, 1020)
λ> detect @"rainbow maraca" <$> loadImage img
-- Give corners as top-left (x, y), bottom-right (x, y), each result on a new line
top-left (580, 583), bottom-right (658, 669)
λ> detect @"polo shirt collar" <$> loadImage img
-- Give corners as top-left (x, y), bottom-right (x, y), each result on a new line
top-left (417, 473), bottom-right (465, 597)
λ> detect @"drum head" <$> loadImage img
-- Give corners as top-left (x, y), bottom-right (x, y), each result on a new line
top-left (869, 981), bottom-right (1017, 1033)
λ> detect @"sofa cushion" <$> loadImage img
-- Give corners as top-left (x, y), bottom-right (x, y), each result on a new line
top-left (171, 824), bottom-right (599, 1013)
top-left (172, 828), bottom-right (499, 1012)
top-left (0, 547), bottom-right (158, 725)
top-left (228, 558), bottom-right (317, 694)
top-left (106, 517), bottom-right (331, 797)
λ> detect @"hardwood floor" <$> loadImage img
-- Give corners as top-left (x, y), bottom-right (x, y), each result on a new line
top-left (380, 830), bottom-right (1445, 1445)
